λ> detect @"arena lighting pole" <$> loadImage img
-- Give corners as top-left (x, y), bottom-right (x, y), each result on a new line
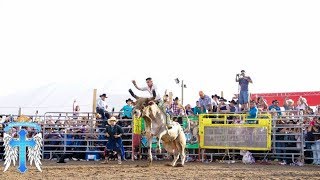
top-left (182, 80), bottom-right (184, 105)
top-left (175, 78), bottom-right (187, 105)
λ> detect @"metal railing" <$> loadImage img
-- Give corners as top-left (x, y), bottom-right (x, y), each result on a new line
top-left (1, 110), bottom-right (320, 165)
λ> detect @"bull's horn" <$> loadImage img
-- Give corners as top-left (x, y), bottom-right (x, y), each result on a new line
top-left (129, 89), bottom-right (139, 99)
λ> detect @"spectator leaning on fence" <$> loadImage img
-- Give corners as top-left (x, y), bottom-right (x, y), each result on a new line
top-left (268, 100), bottom-right (281, 116)
top-left (284, 98), bottom-right (295, 111)
top-left (229, 100), bottom-right (238, 113)
top-left (185, 104), bottom-right (194, 116)
top-left (247, 101), bottom-right (258, 124)
top-left (257, 96), bottom-right (268, 112)
top-left (198, 91), bottom-right (212, 113)
top-left (192, 101), bottom-right (204, 115)
top-left (217, 97), bottom-right (230, 113)
top-left (170, 97), bottom-right (184, 116)
top-left (235, 70), bottom-right (253, 111)
top-left (296, 96), bottom-right (308, 114)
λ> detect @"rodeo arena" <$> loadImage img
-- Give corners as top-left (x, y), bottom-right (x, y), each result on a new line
top-left (1, 78), bottom-right (320, 179)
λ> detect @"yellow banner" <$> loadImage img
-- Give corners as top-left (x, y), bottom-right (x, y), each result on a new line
top-left (133, 117), bottom-right (142, 134)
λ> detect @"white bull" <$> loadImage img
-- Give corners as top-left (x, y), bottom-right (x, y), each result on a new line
top-left (129, 89), bottom-right (188, 167)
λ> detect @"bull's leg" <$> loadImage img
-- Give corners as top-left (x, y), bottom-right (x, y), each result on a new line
top-left (176, 132), bottom-right (187, 167)
top-left (180, 146), bottom-right (186, 166)
top-left (147, 135), bottom-right (153, 167)
top-left (171, 153), bottom-right (180, 167)
top-left (156, 130), bottom-right (167, 154)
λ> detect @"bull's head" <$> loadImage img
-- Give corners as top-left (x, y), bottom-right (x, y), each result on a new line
top-left (129, 89), bottom-right (156, 118)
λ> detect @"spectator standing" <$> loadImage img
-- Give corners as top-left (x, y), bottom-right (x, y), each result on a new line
top-left (235, 70), bottom-right (253, 111)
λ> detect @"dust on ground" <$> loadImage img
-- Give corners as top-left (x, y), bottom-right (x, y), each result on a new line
top-left (0, 160), bottom-right (319, 180)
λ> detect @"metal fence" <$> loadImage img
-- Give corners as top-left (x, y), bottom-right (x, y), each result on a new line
top-left (1, 110), bottom-right (320, 165)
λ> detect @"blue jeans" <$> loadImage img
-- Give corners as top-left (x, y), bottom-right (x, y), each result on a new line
top-left (239, 91), bottom-right (249, 104)
top-left (107, 137), bottom-right (125, 160)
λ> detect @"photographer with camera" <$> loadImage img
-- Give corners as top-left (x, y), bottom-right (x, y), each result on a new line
top-left (235, 70), bottom-right (253, 111)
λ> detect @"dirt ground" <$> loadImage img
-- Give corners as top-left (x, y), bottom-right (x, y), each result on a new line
top-left (0, 160), bottom-right (319, 180)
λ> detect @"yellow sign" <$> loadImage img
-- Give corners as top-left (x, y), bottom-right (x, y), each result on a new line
top-left (199, 114), bottom-right (272, 150)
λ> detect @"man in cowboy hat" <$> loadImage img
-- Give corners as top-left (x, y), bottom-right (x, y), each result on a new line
top-left (211, 94), bottom-right (220, 112)
top-left (102, 117), bottom-right (125, 164)
top-left (217, 97), bottom-right (230, 113)
top-left (229, 99), bottom-right (238, 113)
top-left (120, 98), bottom-right (133, 119)
top-left (96, 93), bottom-right (110, 127)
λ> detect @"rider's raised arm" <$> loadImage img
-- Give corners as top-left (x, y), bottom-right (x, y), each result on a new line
top-left (132, 80), bottom-right (144, 91)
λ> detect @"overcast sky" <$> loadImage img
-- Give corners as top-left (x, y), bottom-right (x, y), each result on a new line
top-left (0, 0), bottom-right (319, 114)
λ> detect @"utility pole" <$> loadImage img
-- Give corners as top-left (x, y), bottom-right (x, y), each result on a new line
top-left (92, 89), bottom-right (97, 114)
top-left (181, 80), bottom-right (184, 105)
top-left (175, 78), bottom-right (187, 106)
top-left (18, 107), bottom-right (22, 116)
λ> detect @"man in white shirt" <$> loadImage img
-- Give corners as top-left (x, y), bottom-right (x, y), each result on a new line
top-left (132, 77), bottom-right (161, 101)
top-left (96, 94), bottom-right (109, 126)
top-left (132, 77), bottom-right (175, 128)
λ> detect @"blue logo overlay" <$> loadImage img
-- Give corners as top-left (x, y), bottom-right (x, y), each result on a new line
top-left (3, 122), bottom-right (43, 173)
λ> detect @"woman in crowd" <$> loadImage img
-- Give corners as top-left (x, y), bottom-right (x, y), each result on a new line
top-left (257, 96), bottom-right (268, 112)
top-left (217, 97), bottom-right (230, 113)
top-left (185, 104), bottom-right (195, 116)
